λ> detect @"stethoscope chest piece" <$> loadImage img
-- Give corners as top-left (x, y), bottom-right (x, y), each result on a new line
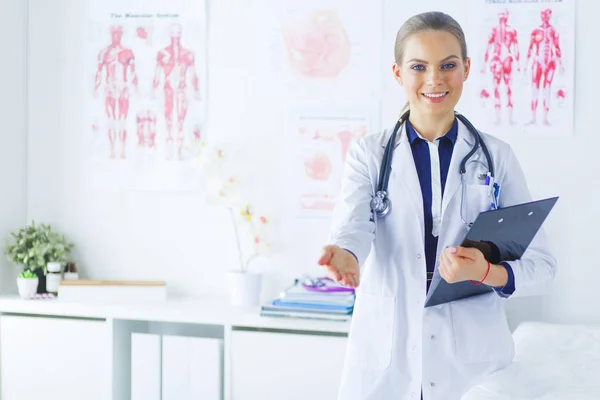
top-left (371, 190), bottom-right (391, 217)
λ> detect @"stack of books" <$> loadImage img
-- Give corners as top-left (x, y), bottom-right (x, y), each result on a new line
top-left (260, 276), bottom-right (355, 321)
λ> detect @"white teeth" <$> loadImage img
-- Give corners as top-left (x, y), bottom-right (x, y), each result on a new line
top-left (423, 92), bottom-right (447, 98)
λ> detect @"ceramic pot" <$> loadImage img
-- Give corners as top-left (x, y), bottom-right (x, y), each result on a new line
top-left (17, 277), bottom-right (39, 299)
top-left (227, 271), bottom-right (262, 307)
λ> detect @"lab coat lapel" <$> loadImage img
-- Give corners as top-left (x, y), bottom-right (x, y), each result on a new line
top-left (441, 121), bottom-right (471, 219)
top-left (389, 126), bottom-right (424, 236)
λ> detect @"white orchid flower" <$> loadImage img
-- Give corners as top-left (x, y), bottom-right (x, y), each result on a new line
top-left (193, 139), bottom-right (279, 270)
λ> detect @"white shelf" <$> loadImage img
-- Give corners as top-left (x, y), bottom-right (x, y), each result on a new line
top-left (0, 295), bottom-right (350, 400)
top-left (0, 295), bottom-right (351, 334)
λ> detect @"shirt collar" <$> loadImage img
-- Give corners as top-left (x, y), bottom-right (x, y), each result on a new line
top-left (405, 117), bottom-right (458, 145)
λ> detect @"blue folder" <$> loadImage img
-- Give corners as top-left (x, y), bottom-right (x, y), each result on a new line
top-left (424, 196), bottom-right (559, 308)
top-left (271, 299), bottom-right (353, 312)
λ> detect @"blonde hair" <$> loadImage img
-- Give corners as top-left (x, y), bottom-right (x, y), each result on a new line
top-left (394, 11), bottom-right (468, 118)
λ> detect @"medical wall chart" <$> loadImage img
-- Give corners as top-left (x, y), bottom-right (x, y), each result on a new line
top-left (253, 0), bottom-right (383, 105)
top-left (287, 112), bottom-right (375, 219)
top-left (82, 0), bottom-right (208, 191)
top-left (260, 0), bottom-right (383, 219)
top-left (466, 0), bottom-right (575, 137)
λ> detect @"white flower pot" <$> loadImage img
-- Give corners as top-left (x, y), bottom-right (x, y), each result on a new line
top-left (17, 277), bottom-right (39, 299)
top-left (228, 271), bottom-right (262, 307)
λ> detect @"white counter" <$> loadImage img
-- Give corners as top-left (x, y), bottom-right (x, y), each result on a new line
top-left (0, 295), bottom-right (350, 400)
top-left (0, 295), bottom-right (351, 333)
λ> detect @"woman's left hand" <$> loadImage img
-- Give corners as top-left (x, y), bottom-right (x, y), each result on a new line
top-left (438, 246), bottom-right (489, 284)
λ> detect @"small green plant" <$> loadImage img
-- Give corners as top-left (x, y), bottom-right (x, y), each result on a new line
top-left (18, 270), bottom-right (37, 279)
top-left (4, 221), bottom-right (74, 272)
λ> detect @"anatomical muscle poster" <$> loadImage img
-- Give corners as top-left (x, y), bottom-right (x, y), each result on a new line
top-left (467, 0), bottom-right (574, 137)
top-left (82, 0), bottom-right (207, 191)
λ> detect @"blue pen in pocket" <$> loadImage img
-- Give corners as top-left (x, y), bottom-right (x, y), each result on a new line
top-left (484, 172), bottom-right (500, 210)
top-left (488, 183), bottom-right (500, 210)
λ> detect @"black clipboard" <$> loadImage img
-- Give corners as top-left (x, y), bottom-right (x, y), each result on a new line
top-left (424, 196), bottom-right (559, 308)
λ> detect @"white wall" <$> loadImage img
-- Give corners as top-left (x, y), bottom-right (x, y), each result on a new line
top-left (485, 1), bottom-right (600, 329)
top-left (23, 0), bottom-right (600, 328)
top-left (26, 0), bottom-right (317, 299)
top-left (0, 0), bottom-right (28, 294)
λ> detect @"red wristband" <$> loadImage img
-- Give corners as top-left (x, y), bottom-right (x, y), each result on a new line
top-left (469, 261), bottom-right (491, 286)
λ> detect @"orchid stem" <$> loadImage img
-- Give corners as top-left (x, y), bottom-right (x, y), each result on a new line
top-left (228, 207), bottom-right (246, 272)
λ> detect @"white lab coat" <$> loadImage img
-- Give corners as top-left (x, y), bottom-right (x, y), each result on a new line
top-left (328, 119), bottom-right (556, 400)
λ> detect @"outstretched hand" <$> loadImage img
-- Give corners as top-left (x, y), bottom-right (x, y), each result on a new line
top-left (438, 246), bottom-right (489, 284)
top-left (318, 245), bottom-right (360, 288)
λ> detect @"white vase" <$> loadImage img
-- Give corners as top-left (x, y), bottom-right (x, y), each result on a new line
top-left (227, 270), bottom-right (262, 307)
top-left (17, 277), bottom-right (39, 299)
top-left (47, 262), bottom-right (62, 273)
top-left (46, 262), bottom-right (63, 293)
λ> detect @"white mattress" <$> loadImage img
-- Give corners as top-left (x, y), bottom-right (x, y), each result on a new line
top-left (462, 321), bottom-right (600, 399)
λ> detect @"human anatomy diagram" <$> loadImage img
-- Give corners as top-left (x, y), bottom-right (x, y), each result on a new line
top-left (90, 20), bottom-right (205, 162)
top-left (303, 129), bottom-right (359, 181)
top-left (152, 23), bottom-right (202, 160)
top-left (479, 7), bottom-right (567, 128)
top-left (281, 9), bottom-right (351, 78)
top-left (136, 109), bottom-right (157, 149)
top-left (481, 9), bottom-right (520, 125)
top-left (297, 119), bottom-right (367, 212)
top-left (93, 25), bottom-right (140, 159)
top-left (524, 8), bottom-right (564, 126)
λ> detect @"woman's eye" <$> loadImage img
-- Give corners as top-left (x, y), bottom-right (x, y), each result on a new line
top-left (411, 64), bottom-right (425, 71)
top-left (442, 63), bottom-right (456, 69)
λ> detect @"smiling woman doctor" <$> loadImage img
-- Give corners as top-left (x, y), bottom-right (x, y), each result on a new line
top-left (317, 11), bottom-right (556, 400)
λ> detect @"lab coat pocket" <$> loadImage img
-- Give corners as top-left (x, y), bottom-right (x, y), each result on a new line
top-left (346, 292), bottom-right (395, 371)
top-left (450, 293), bottom-right (514, 364)
top-left (461, 184), bottom-right (492, 225)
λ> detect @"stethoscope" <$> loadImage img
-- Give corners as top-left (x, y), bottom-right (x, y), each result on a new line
top-left (369, 110), bottom-right (499, 229)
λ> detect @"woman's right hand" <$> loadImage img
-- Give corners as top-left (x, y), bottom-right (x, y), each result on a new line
top-left (317, 245), bottom-right (360, 288)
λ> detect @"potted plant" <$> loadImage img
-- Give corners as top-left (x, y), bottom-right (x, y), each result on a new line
top-left (4, 221), bottom-right (74, 294)
top-left (228, 203), bottom-right (276, 306)
top-left (16, 269), bottom-right (39, 299)
top-left (194, 143), bottom-right (277, 307)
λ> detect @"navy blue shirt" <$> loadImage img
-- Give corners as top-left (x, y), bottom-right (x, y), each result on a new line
top-left (405, 119), bottom-right (515, 296)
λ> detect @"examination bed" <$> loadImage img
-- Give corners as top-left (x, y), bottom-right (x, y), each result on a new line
top-left (462, 321), bottom-right (600, 399)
